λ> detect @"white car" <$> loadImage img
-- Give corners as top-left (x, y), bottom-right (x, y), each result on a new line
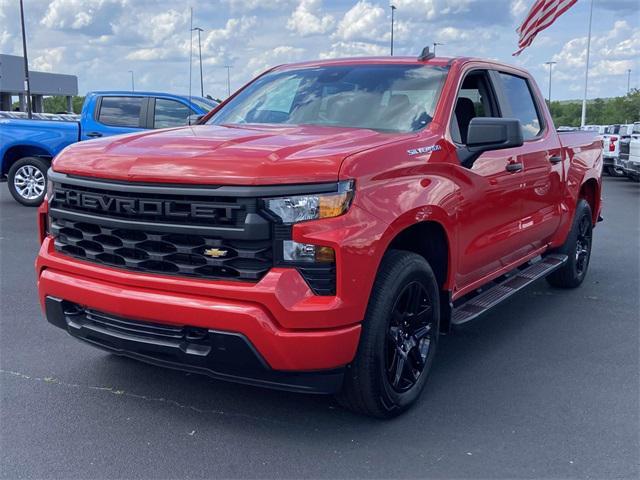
top-left (625, 123), bottom-right (640, 182)
top-left (601, 124), bottom-right (626, 177)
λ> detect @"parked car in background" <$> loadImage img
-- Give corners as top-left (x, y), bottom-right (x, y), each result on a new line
top-left (582, 125), bottom-right (606, 134)
top-left (1, 91), bottom-right (218, 206)
top-left (625, 123), bottom-right (640, 182)
top-left (618, 123), bottom-right (639, 180)
top-left (601, 124), bottom-right (626, 177)
top-left (37, 54), bottom-right (602, 418)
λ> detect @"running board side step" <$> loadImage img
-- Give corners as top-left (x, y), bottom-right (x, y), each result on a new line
top-left (451, 254), bottom-right (568, 327)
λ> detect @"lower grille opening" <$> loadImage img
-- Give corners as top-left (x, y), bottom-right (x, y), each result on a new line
top-left (51, 218), bottom-right (272, 282)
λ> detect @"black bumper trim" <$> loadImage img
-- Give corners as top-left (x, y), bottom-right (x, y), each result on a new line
top-left (44, 297), bottom-right (344, 394)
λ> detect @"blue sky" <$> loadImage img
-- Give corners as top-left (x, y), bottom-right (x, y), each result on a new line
top-left (0, 0), bottom-right (638, 101)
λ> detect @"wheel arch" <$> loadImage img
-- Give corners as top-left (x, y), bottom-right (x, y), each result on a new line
top-left (579, 177), bottom-right (600, 224)
top-left (384, 219), bottom-right (454, 333)
top-left (2, 144), bottom-right (53, 176)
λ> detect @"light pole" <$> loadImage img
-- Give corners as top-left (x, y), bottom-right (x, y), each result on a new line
top-left (128, 70), bottom-right (134, 92)
top-left (433, 42), bottom-right (443, 56)
top-left (224, 65), bottom-right (232, 97)
top-left (545, 61), bottom-right (556, 105)
top-left (192, 27), bottom-right (204, 97)
top-left (627, 69), bottom-right (632, 94)
top-left (390, 5), bottom-right (396, 56)
top-left (19, 0), bottom-right (32, 118)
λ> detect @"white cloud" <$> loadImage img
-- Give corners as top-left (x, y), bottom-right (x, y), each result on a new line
top-left (510, 0), bottom-right (528, 18)
top-left (287, 0), bottom-right (334, 36)
top-left (392, 0), bottom-right (473, 20)
top-left (333, 1), bottom-right (387, 42)
top-left (41, 0), bottom-right (125, 33)
top-left (31, 47), bottom-right (66, 72)
top-left (247, 45), bottom-right (305, 75)
top-left (320, 41), bottom-right (387, 59)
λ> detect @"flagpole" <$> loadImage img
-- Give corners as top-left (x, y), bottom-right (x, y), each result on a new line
top-left (580, 0), bottom-right (594, 127)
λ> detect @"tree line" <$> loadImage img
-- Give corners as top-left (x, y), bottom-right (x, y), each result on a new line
top-left (549, 89), bottom-right (640, 127)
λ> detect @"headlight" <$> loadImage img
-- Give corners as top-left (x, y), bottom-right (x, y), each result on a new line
top-left (265, 180), bottom-right (354, 224)
top-left (46, 178), bottom-right (54, 200)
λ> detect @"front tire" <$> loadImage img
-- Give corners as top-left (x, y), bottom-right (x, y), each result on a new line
top-left (7, 157), bottom-right (49, 206)
top-left (546, 199), bottom-right (593, 289)
top-left (336, 250), bottom-right (440, 418)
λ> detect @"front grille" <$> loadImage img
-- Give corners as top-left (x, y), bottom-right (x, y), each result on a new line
top-left (51, 217), bottom-right (272, 280)
top-left (49, 177), bottom-right (273, 282)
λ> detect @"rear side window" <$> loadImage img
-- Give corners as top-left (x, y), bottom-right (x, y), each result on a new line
top-left (154, 98), bottom-right (192, 128)
top-left (98, 97), bottom-right (144, 127)
top-left (497, 73), bottom-right (542, 140)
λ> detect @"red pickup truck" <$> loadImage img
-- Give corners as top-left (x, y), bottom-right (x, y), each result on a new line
top-left (36, 52), bottom-right (602, 418)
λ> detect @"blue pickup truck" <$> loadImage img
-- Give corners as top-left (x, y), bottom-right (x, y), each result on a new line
top-left (0, 91), bottom-right (217, 205)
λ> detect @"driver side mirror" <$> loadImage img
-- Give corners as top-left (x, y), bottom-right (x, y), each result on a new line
top-left (459, 117), bottom-right (524, 167)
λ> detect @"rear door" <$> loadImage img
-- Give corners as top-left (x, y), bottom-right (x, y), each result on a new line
top-left (82, 96), bottom-right (148, 140)
top-left (493, 71), bottom-right (563, 250)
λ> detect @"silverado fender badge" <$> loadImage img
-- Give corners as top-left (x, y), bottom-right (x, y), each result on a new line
top-left (407, 145), bottom-right (442, 156)
top-left (203, 248), bottom-right (228, 258)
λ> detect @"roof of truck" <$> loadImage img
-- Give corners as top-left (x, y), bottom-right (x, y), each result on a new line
top-left (272, 56), bottom-right (532, 77)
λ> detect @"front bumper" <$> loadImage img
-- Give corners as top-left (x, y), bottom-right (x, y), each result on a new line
top-left (44, 296), bottom-right (345, 393)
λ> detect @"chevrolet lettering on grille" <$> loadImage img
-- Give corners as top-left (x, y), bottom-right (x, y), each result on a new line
top-left (54, 188), bottom-right (238, 220)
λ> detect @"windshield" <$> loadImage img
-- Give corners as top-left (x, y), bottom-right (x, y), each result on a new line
top-left (208, 65), bottom-right (448, 133)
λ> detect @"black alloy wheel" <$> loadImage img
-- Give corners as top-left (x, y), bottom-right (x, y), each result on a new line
top-left (385, 281), bottom-right (434, 393)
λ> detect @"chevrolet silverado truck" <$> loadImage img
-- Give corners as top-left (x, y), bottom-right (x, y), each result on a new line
top-left (36, 52), bottom-right (602, 418)
top-left (1, 91), bottom-right (217, 206)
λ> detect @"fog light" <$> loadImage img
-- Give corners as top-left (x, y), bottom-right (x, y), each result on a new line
top-left (283, 240), bottom-right (335, 263)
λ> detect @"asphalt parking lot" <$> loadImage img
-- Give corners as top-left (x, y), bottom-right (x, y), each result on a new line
top-left (1, 177), bottom-right (638, 479)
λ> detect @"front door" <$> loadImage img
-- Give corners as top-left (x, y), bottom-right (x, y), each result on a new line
top-left (450, 69), bottom-right (530, 291)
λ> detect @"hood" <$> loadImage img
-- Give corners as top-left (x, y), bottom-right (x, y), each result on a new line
top-left (53, 124), bottom-right (399, 185)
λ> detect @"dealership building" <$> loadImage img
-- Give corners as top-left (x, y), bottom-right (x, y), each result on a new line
top-left (0, 54), bottom-right (78, 112)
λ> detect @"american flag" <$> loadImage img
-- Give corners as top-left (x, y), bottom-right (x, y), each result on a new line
top-left (513, 0), bottom-right (578, 55)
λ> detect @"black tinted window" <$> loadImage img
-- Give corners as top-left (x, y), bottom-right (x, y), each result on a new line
top-left (498, 73), bottom-right (542, 140)
top-left (97, 97), bottom-right (143, 127)
top-left (154, 99), bottom-right (192, 128)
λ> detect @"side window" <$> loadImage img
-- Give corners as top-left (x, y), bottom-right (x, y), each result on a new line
top-left (97, 97), bottom-right (144, 128)
top-left (497, 73), bottom-right (543, 140)
top-left (154, 99), bottom-right (192, 128)
top-left (451, 71), bottom-right (498, 144)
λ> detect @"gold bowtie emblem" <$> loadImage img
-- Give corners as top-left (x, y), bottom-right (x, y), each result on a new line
top-left (203, 248), bottom-right (228, 258)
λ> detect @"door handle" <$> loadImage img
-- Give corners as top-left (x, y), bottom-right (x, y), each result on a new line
top-left (549, 155), bottom-right (562, 164)
top-left (506, 162), bottom-right (523, 172)
top-left (86, 132), bottom-right (103, 138)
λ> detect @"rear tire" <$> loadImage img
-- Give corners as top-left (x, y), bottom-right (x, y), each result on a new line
top-left (336, 250), bottom-right (440, 418)
top-left (546, 199), bottom-right (593, 289)
top-left (7, 157), bottom-right (49, 206)
top-left (606, 166), bottom-right (625, 177)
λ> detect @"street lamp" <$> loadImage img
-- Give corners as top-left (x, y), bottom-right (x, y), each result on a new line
top-left (544, 61), bottom-right (556, 105)
top-left (390, 5), bottom-right (396, 56)
top-left (433, 42), bottom-right (444, 56)
top-left (128, 70), bottom-right (135, 92)
top-left (192, 27), bottom-right (204, 97)
top-left (627, 69), bottom-right (632, 94)
top-left (19, 0), bottom-right (32, 118)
